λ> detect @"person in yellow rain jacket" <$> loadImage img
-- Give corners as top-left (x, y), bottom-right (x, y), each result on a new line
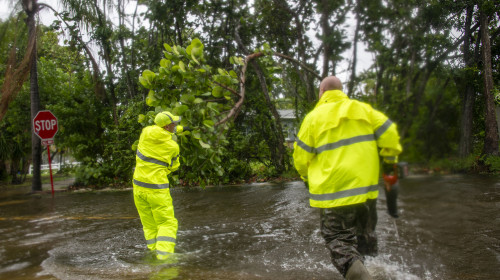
top-left (133, 111), bottom-right (181, 260)
top-left (293, 76), bottom-right (402, 280)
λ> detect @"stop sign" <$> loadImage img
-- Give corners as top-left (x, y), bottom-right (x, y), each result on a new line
top-left (33, 110), bottom-right (58, 140)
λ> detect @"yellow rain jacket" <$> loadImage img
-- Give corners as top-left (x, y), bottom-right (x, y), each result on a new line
top-left (293, 90), bottom-right (402, 208)
top-left (133, 125), bottom-right (180, 259)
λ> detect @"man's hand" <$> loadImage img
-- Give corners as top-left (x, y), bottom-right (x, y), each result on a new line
top-left (384, 180), bottom-right (392, 192)
top-left (383, 173), bottom-right (397, 188)
top-left (382, 162), bottom-right (395, 174)
top-left (175, 126), bottom-right (192, 133)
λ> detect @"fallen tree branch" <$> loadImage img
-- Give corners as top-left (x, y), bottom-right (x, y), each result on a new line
top-left (272, 52), bottom-right (322, 81)
top-left (215, 50), bottom-right (321, 127)
top-left (213, 81), bottom-right (240, 97)
top-left (216, 52), bottom-right (264, 126)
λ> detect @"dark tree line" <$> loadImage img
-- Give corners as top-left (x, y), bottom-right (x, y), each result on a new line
top-left (0, 0), bottom-right (499, 188)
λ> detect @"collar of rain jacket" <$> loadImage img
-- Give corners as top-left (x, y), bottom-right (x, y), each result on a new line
top-left (145, 125), bottom-right (173, 144)
top-left (315, 90), bottom-right (348, 108)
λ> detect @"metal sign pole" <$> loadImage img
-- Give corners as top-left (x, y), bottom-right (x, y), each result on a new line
top-left (33, 110), bottom-right (58, 196)
top-left (46, 143), bottom-right (55, 196)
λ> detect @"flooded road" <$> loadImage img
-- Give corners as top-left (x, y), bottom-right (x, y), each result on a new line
top-left (0, 175), bottom-right (499, 279)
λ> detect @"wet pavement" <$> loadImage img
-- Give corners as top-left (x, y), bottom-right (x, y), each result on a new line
top-left (0, 175), bottom-right (499, 279)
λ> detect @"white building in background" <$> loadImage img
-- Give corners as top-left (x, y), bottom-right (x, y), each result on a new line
top-left (277, 109), bottom-right (299, 148)
top-left (29, 161), bottom-right (80, 174)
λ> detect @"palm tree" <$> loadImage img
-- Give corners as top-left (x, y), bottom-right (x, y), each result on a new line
top-left (22, 0), bottom-right (43, 192)
top-left (2, 0), bottom-right (60, 191)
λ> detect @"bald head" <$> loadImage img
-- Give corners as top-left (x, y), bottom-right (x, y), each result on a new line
top-left (319, 76), bottom-right (343, 99)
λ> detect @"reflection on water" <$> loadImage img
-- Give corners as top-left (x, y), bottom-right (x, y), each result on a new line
top-left (0, 175), bottom-right (499, 279)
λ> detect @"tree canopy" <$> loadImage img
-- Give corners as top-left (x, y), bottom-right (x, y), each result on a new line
top-left (0, 0), bottom-right (499, 186)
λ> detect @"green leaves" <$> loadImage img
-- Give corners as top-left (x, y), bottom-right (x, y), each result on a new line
top-left (261, 43), bottom-right (273, 55)
top-left (212, 86), bottom-right (223, 97)
top-left (178, 61), bottom-right (186, 72)
top-left (230, 56), bottom-right (244, 65)
top-left (191, 131), bottom-right (201, 139)
top-left (202, 119), bottom-right (214, 127)
top-left (186, 38), bottom-right (204, 65)
top-left (173, 104), bottom-right (189, 115)
top-left (160, 59), bottom-right (171, 68)
top-left (163, 43), bottom-right (172, 52)
top-left (199, 139), bottom-right (211, 149)
top-left (139, 70), bottom-right (156, 89)
top-left (137, 38), bottom-right (236, 186)
top-left (179, 94), bottom-right (195, 104)
top-left (146, 90), bottom-right (158, 106)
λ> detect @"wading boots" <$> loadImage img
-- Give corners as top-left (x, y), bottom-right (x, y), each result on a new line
top-left (345, 260), bottom-right (373, 280)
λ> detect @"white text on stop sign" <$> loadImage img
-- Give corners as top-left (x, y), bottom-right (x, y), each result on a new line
top-left (35, 119), bottom-right (57, 131)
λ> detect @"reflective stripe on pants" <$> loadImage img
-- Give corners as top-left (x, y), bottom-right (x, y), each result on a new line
top-left (133, 187), bottom-right (178, 257)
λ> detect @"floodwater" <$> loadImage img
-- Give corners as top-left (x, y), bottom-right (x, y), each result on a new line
top-left (0, 175), bottom-right (499, 280)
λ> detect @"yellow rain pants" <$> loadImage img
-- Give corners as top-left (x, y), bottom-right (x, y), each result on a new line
top-left (134, 186), bottom-right (178, 259)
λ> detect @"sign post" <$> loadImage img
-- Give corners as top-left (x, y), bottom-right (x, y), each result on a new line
top-left (33, 110), bottom-right (58, 195)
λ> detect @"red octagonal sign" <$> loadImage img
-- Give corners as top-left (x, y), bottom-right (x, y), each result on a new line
top-left (33, 110), bottom-right (58, 140)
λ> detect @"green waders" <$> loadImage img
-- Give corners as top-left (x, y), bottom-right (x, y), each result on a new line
top-left (320, 199), bottom-right (377, 277)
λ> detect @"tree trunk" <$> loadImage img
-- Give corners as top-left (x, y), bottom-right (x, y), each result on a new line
top-left (10, 159), bottom-right (21, 184)
top-left (252, 62), bottom-right (287, 173)
top-left (458, 4), bottom-right (475, 158)
top-left (347, 13), bottom-right (360, 97)
top-left (319, 0), bottom-right (332, 77)
top-left (94, 5), bottom-right (119, 127)
top-left (405, 50), bottom-right (416, 97)
top-left (0, 160), bottom-right (5, 180)
top-left (459, 85), bottom-right (475, 157)
top-left (117, 0), bottom-right (136, 100)
top-left (400, 65), bottom-right (435, 139)
top-left (293, 10), bottom-right (316, 103)
top-left (480, 10), bottom-right (498, 156)
top-left (25, 0), bottom-right (42, 192)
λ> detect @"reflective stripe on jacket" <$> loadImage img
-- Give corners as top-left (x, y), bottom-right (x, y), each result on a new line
top-left (133, 125), bottom-right (180, 191)
top-left (293, 90), bottom-right (402, 208)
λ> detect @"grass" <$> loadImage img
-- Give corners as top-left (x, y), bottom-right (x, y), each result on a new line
top-left (0, 173), bottom-right (74, 190)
